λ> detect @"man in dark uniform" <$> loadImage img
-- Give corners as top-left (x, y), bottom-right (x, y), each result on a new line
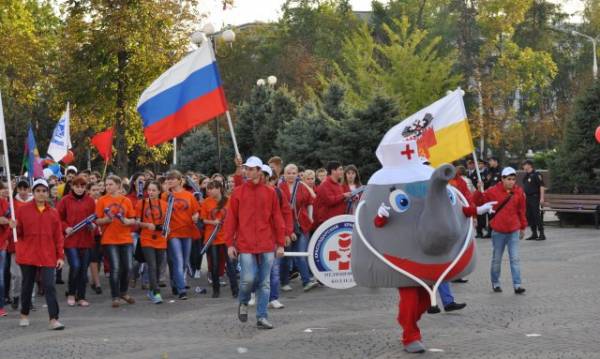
top-left (466, 159), bottom-right (478, 189)
top-left (487, 157), bottom-right (502, 187)
top-left (522, 160), bottom-right (546, 241)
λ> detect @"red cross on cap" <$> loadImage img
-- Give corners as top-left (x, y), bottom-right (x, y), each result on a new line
top-left (400, 144), bottom-right (415, 160)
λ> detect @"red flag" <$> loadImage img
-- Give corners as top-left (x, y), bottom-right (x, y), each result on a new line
top-left (91, 128), bottom-right (114, 162)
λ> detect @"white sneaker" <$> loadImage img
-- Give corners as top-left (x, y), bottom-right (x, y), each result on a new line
top-left (248, 293), bottom-right (256, 306)
top-left (281, 285), bottom-right (293, 292)
top-left (193, 270), bottom-right (201, 279)
top-left (19, 317), bottom-right (30, 327)
top-left (268, 299), bottom-right (285, 309)
top-left (303, 280), bottom-right (319, 292)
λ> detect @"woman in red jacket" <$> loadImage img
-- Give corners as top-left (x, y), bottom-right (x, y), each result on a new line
top-left (15, 179), bottom-right (65, 330)
top-left (473, 167), bottom-right (528, 294)
top-left (314, 161), bottom-right (352, 227)
top-left (278, 164), bottom-right (319, 293)
top-left (56, 175), bottom-right (96, 307)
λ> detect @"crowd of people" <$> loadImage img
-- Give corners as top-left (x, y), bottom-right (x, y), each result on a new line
top-left (0, 152), bottom-right (546, 334)
top-left (0, 156), bottom-right (364, 330)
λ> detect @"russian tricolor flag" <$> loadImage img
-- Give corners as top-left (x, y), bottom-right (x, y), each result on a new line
top-left (137, 42), bottom-right (228, 146)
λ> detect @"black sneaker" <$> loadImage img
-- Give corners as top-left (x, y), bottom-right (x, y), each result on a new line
top-left (427, 305), bottom-right (441, 314)
top-left (178, 292), bottom-right (188, 300)
top-left (94, 286), bottom-right (102, 295)
top-left (238, 304), bottom-right (248, 322)
top-left (289, 271), bottom-right (300, 281)
top-left (483, 233), bottom-right (492, 238)
top-left (514, 287), bottom-right (526, 295)
top-left (444, 302), bottom-right (467, 312)
top-left (452, 278), bottom-right (468, 283)
top-left (171, 288), bottom-right (179, 296)
top-left (525, 235), bottom-right (538, 241)
top-left (493, 286), bottom-right (502, 293)
top-left (159, 282), bottom-right (167, 288)
top-left (56, 278), bottom-right (65, 285)
top-left (537, 234), bottom-right (546, 241)
top-left (257, 317), bottom-right (274, 329)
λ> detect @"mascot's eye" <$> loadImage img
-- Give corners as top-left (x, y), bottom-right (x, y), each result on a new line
top-left (389, 189), bottom-right (410, 213)
top-left (447, 187), bottom-right (457, 205)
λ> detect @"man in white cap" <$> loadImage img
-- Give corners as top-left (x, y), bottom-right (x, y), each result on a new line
top-left (224, 156), bottom-right (286, 329)
top-left (15, 178), bottom-right (65, 329)
top-left (475, 167), bottom-right (527, 294)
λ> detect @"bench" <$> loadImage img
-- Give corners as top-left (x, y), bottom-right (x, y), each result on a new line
top-left (542, 194), bottom-right (600, 229)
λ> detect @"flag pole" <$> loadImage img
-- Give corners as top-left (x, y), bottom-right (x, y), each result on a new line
top-left (173, 137), bottom-right (177, 167)
top-left (0, 91), bottom-right (18, 243)
top-left (225, 110), bottom-right (240, 157)
top-left (102, 160), bottom-right (109, 180)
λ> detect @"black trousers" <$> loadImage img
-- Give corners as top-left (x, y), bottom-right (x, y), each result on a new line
top-left (21, 265), bottom-right (59, 319)
top-left (142, 247), bottom-right (165, 294)
top-left (208, 244), bottom-right (238, 294)
top-left (476, 214), bottom-right (489, 236)
top-left (526, 195), bottom-right (544, 234)
top-left (3, 252), bottom-right (11, 299)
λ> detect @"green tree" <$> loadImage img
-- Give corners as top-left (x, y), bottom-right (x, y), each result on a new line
top-left (57, 0), bottom-right (198, 175)
top-left (549, 82), bottom-right (600, 194)
top-left (330, 96), bottom-right (401, 177)
top-left (235, 85), bottom-right (298, 160)
top-left (178, 126), bottom-right (235, 175)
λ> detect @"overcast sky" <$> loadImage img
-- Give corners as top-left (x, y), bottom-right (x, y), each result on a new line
top-left (199, 0), bottom-right (585, 29)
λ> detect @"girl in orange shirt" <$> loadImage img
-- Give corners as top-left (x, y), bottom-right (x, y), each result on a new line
top-left (135, 181), bottom-right (167, 304)
top-left (200, 180), bottom-right (238, 298)
top-left (162, 170), bottom-right (200, 300)
top-left (95, 175), bottom-right (136, 308)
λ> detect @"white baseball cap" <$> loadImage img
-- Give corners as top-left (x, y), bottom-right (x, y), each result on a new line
top-left (67, 165), bottom-right (78, 173)
top-left (32, 178), bottom-right (49, 190)
top-left (501, 167), bottom-right (516, 177)
top-left (260, 164), bottom-right (273, 177)
top-left (243, 156), bottom-right (263, 168)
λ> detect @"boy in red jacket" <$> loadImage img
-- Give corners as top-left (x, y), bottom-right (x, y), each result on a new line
top-left (473, 167), bottom-right (528, 294)
top-left (15, 179), bottom-right (65, 330)
top-left (224, 156), bottom-right (285, 330)
top-left (314, 161), bottom-right (351, 227)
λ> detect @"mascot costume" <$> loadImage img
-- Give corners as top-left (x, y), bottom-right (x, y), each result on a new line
top-left (351, 140), bottom-right (495, 353)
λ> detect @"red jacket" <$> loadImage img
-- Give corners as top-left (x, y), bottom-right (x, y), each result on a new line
top-left (278, 181), bottom-right (314, 234)
top-left (314, 176), bottom-right (346, 226)
top-left (473, 182), bottom-right (527, 233)
top-left (274, 187), bottom-right (294, 236)
top-left (15, 201), bottom-right (65, 267)
top-left (56, 193), bottom-right (96, 249)
top-left (223, 181), bottom-right (285, 253)
top-left (0, 198), bottom-right (10, 251)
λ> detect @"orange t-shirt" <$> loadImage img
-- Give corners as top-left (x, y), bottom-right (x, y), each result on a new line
top-left (135, 198), bottom-right (167, 249)
top-left (161, 190), bottom-right (200, 239)
top-left (95, 194), bottom-right (135, 245)
top-left (200, 197), bottom-right (228, 246)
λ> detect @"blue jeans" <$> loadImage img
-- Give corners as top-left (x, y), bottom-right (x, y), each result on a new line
top-left (239, 252), bottom-right (274, 320)
top-left (0, 250), bottom-right (5, 308)
top-left (280, 231), bottom-right (312, 286)
top-left (65, 248), bottom-right (91, 300)
top-left (104, 244), bottom-right (133, 299)
top-left (269, 257), bottom-right (281, 301)
top-left (491, 230), bottom-right (522, 288)
top-left (438, 282), bottom-right (454, 306)
top-left (167, 238), bottom-right (192, 294)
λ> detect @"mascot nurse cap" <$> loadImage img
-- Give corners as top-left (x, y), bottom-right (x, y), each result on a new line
top-left (351, 140), bottom-right (476, 307)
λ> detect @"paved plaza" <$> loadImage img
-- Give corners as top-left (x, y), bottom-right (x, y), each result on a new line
top-left (1, 224), bottom-right (599, 359)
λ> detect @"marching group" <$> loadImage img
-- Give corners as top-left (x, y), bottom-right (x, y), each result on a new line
top-left (0, 155), bottom-right (365, 330)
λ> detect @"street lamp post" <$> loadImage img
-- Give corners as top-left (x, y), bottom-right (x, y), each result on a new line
top-left (571, 30), bottom-right (598, 80)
